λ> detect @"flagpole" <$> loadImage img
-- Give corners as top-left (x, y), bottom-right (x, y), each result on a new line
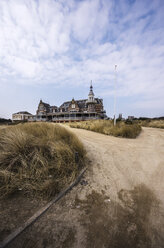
top-left (114, 65), bottom-right (117, 126)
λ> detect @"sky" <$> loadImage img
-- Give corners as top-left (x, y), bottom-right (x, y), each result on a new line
top-left (0, 0), bottom-right (164, 119)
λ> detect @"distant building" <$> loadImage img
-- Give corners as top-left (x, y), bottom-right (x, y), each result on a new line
top-left (12, 111), bottom-right (32, 122)
top-left (128, 116), bottom-right (135, 120)
top-left (28, 83), bottom-right (107, 122)
top-left (118, 113), bottom-right (122, 119)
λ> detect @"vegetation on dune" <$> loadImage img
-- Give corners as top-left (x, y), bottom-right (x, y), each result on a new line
top-left (0, 123), bottom-right (86, 199)
top-left (136, 119), bottom-right (164, 129)
top-left (0, 118), bottom-right (12, 125)
top-left (69, 120), bottom-right (141, 138)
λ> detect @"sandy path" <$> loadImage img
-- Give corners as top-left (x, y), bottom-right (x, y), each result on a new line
top-left (7, 127), bottom-right (164, 248)
top-left (69, 127), bottom-right (164, 203)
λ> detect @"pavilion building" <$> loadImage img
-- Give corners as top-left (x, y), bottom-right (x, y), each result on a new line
top-left (14, 83), bottom-right (107, 122)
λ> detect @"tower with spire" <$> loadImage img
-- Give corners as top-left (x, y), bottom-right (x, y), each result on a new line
top-left (86, 81), bottom-right (96, 112)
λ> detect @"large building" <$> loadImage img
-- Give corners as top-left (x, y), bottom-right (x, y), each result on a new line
top-left (13, 84), bottom-right (107, 122)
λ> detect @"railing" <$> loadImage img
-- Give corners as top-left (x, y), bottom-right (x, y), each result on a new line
top-left (52, 116), bottom-right (98, 121)
top-left (29, 116), bottom-right (100, 122)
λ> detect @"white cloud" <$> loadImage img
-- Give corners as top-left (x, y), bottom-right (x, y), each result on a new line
top-left (0, 0), bottom-right (164, 116)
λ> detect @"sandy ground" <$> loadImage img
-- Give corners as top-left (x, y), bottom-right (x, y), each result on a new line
top-left (4, 127), bottom-right (164, 248)
top-left (70, 127), bottom-right (164, 203)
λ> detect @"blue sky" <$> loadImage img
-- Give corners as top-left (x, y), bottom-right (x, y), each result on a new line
top-left (0, 0), bottom-right (164, 118)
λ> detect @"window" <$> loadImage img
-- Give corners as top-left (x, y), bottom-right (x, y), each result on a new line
top-left (72, 104), bottom-right (75, 108)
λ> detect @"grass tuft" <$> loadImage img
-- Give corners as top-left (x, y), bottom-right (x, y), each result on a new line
top-left (69, 120), bottom-right (141, 138)
top-left (0, 123), bottom-right (86, 199)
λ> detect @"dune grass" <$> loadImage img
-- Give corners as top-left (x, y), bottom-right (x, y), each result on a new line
top-left (136, 119), bottom-right (164, 129)
top-left (0, 123), bottom-right (86, 199)
top-left (69, 120), bottom-right (141, 138)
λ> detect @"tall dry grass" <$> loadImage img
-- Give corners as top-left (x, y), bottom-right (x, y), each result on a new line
top-left (136, 120), bottom-right (164, 129)
top-left (0, 123), bottom-right (86, 199)
top-left (69, 120), bottom-right (141, 138)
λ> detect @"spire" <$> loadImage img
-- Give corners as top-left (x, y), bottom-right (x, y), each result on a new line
top-left (90, 80), bottom-right (93, 89)
top-left (86, 80), bottom-right (96, 105)
top-left (89, 80), bottom-right (94, 96)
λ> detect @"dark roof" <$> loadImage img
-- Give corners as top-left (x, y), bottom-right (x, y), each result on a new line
top-left (59, 98), bottom-right (103, 109)
top-left (13, 111), bottom-right (32, 115)
top-left (50, 105), bottom-right (58, 108)
top-left (39, 100), bottom-right (50, 107)
top-left (76, 99), bottom-right (87, 109)
top-left (41, 102), bottom-right (50, 107)
top-left (39, 97), bottom-right (103, 110)
top-left (60, 99), bottom-right (87, 109)
top-left (95, 98), bottom-right (103, 104)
